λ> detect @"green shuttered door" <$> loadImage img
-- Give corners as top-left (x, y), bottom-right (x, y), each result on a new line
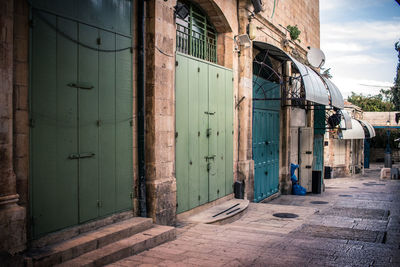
top-left (175, 53), bottom-right (233, 214)
top-left (30, 2), bottom-right (132, 238)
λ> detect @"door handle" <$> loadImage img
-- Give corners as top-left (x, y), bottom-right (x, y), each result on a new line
top-left (67, 82), bottom-right (94, 90)
top-left (205, 155), bottom-right (216, 161)
top-left (68, 152), bottom-right (95, 159)
top-left (265, 141), bottom-right (270, 145)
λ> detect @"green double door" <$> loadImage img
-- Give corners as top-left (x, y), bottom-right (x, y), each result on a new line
top-left (175, 53), bottom-right (234, 214)
top-left (30, 8), bottom-right (133, 238)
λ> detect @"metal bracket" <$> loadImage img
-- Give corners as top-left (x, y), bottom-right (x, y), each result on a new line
top-left (67, 82), bottom-right (94, 90)
top-left (204, 111), bottom-right (216, 115)
top-left (206, 128), bottom-right (212, 137)
top-left (204, 155), bottom-right (216, 161)
top-left (68, 152), bottom-right (95, 159)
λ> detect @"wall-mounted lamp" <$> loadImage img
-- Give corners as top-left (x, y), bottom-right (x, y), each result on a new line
top-left (235, 34), bottom-right (252, 48)
top-left (248, 21), bottom-right (256, 40)
top-left (386, 120), bottom-right (390, 126)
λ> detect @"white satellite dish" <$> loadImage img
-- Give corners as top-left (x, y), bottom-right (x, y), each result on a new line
top-left (307, 47), bottom-right (326, 68)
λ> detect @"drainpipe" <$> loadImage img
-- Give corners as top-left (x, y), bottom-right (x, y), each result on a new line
top-left (137, 0), bottom-right (147, 217)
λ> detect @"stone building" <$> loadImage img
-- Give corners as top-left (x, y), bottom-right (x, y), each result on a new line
top-left (0, 0), bottom-right (336, 258)
top-left (324, 101), bottom-right (375, 178)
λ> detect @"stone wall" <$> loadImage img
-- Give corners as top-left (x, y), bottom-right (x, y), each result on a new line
top-left (0, 0), bottom-right (27, 254)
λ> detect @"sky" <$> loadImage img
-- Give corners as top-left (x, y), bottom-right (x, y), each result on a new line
top-left (319, 0), bottom-right (400, 99)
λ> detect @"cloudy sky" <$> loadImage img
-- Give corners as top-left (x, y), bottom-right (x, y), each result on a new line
top-left (319, 0), bottom-right (400, 99)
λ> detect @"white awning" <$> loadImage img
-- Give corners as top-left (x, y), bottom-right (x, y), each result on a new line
top-left (340, 119), bottom-right (365, 139)
top-left (358, 120), bottom-right (376, 138)
top-left (253, 42), bottom-right (330, 106)
top-left (289, 56), bottom-right (330, 106)
top-left (322, 77), bottom-right (344, 109)
top-left (340, 110), bottom-right (352, 129)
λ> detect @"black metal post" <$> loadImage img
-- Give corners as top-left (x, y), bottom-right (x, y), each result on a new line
top-left (137, 0), bottom-right (147, 217)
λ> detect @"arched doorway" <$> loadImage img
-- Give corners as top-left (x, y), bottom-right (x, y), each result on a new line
top-left (252, 48), bottom-right (282, 202)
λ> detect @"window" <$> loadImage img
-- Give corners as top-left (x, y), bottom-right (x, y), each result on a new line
top-left (176, 0), bottom-right (217, 63)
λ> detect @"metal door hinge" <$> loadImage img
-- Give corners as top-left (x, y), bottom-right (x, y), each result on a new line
top-left (204, 155), bottom-right (216, 161)
top-left (29, 118), bottom-right (35, 128)
top-left (97, 120), bottom-right (102, 127)
top-left (97, 200), bottom-right (102, 207)
top-left (207, 163), bottom-right (211, 172)
top-left (29, 19), bottom-right (36, 28)
top-left (175, 132), bottom-right (178, 138)
top-left (130, 192), bottom-right (134, 199)
top-left (206, 128), bottom-right (212, 137)
top-left (68, 152), bottom-right (95, 159)
top-left (67, 82), bottom-right (94, 90)
top-left (175, 61), bottom-right (179, 66)
top-left (96, 37), bottom-right (101, 45)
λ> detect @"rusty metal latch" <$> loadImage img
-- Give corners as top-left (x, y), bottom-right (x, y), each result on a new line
top-left (204, 155), bottom-right (216, 161)
top-left (204, 111), bottom-right (216, 115)
top-left (68, 152), bottom-right (95, 159)
top-left (306, 151), bottom-right (312, 154)
top-left (306, 165), bottom-right (312, 169)
top-left (206, 128), bottom-right (212, 137)
top-left (67, 82), bottom-right (94, 90)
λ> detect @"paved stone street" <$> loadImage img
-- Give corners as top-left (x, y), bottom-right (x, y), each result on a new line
top-left (109, 165), bottom-right (400, 267)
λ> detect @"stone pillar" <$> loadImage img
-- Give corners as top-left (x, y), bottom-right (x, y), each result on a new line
top-left (145, 0), bottom-right (177, 225)
top-left (0, 0), bottom-right (26, 254)
top-left (237, 0), bottom-right (254, 201)
top-left (279, 62), bottom-right (292, 194)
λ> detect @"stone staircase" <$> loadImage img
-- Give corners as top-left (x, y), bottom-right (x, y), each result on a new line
top-left (25, 217), bottom-right (176, 267)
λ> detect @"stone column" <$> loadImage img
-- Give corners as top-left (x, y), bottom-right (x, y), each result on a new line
top-left (145, 0), bottom-right (177, 225)
top-left (0, 0), bottom-right (26, 254)
top-left (236, 0), bottom-right (255, 201)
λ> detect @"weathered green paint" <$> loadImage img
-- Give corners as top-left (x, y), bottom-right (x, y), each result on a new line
top-left (30, 7), bottom-right (132, 238)
top-left (31, 14), bottom-right (79, 237)
top-left (175, 53), bottom-right (233, 213)
top-left (252, 76), bottom-right (280, 202)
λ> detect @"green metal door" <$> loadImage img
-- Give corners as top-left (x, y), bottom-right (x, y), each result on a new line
top-left (175, 53), bottom-right (233, 213)
top-left (30, 2), bottom-right (132, 238)
top-left (252, 76), bottom-right (280, 202)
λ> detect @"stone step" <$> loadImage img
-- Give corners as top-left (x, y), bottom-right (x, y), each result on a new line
top-left (26, 217), bottom-right (153, 267)
top-left (56, 225), bottom-right (176, 267)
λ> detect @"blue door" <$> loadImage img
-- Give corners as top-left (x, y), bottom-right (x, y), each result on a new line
top-left (252, 76), bottom-right (280, 202)
top-left (364, 139), bottom-right (370, 168)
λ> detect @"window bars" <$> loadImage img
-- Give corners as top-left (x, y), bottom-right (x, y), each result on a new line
top-left (176, 1), bottom-right (217, 63)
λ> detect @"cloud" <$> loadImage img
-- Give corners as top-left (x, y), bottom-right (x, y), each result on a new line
top-left (322, 42), bottom-right (369, 53)
top-left (320, 0), bottom-right (392, 11)
top-left (331, 77), bottom-right (394, 99)
top-left (328, 54), bottom-right (385, 65)
top-left (321, 20), bottom-right (400, 49)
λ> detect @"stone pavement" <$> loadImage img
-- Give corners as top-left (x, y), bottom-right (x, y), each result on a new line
top-left (109, 165), bottom-right (400, 266)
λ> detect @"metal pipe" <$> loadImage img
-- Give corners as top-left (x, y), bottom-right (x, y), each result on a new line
top-left (137, 0), bottom-right (147, 217)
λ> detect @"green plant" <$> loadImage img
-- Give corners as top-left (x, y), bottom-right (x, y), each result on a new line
top-left (287, 25), bottom-right (301, 42)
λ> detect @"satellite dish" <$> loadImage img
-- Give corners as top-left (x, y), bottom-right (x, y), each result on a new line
top-left (307, 47), bottom-right (326, 68)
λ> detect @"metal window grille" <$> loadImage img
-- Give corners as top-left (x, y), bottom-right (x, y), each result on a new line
top-left (176, 1), bottom-right (217, 63)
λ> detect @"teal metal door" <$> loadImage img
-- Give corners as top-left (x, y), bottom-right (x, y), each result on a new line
top-left (252, 76), bottom-right (280, 202)
top-left (30, 2), bottom-right (132, 238)
top-left (313, 135), bottom-right (324, 172)
top-left (313, 106), bottom-right (325, 179)
top-left (364, 139), bottom-right (370, 168)
top-left (175, 53), bottom-right (233, 213)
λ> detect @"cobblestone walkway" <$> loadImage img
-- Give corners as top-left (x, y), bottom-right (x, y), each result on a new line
top-left (110, 165), bottom-right (400, 266)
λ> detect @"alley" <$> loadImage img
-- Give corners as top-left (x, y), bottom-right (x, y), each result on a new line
top-left (110, 165), bottom-right (400, 267)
